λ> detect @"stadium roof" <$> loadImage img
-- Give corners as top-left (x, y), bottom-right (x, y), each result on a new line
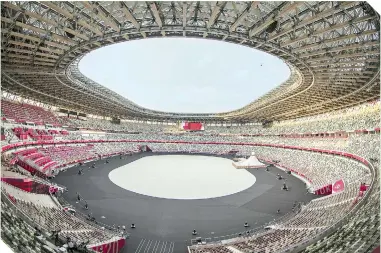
top-left (1, 1), bottom-right (380, 122)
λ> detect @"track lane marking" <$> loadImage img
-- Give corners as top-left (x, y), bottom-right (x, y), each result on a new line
top-left (143, 240), bottom-right (153, 253)
top-left (159, 241), bottom-right (167, 253)
top-left (151, 240), bottom-right (159, 253)
top-left (134, 238), bottom-right (146, 253)
top-left (167, 242), bottom-right (175, 253)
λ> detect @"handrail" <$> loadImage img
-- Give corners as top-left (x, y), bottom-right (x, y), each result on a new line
top-left (274, 156), bottom-right (376, 253)
top-left (191, 205), bottom-right (303, 246)
top-left (1, 189), bottom-right (123, 251)
top-left (186, 153), bottom-right (375, 251)
top-left (1, 190), bottom-right (50, 232)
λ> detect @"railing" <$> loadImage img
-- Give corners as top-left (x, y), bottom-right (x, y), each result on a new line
top-left (2, 190), bottom-right (34, 225)
top-left (2, 185), bottom-right (124, 251)
top-left (188, 152), bottom-right (375, 252)
top-left (53, 190), bottom-right (127, 240)
top-left (190, 204), bottom-right (303, 246)
top-left (274, 156), bottom-right (377, 253)
top-left (74, 208), bottom-right (125, 236)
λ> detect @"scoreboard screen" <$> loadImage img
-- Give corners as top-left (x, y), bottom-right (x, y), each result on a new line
top-left (181, 122), bottom-right (204, 131)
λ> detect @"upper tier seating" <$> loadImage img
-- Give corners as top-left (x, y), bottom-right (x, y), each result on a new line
top-left (2, 100), bottom-right (60, 125)
top-left (206, 101), bottom-right (380, 135)
top-left (39, 145), bottom-right (97, 168)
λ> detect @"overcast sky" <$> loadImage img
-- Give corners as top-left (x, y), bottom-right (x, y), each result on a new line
top-left (79, 38), bottom-right (290, 114)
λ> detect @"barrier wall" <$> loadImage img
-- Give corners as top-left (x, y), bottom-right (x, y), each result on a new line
top-left (90, 237), bottom-right (126, 253)
top-left (314, 184), bottom-right (333, 196)
top-left (1, 177), bottom-right (50, 194)
top-left (2, 138), bottom-right (370, 168)
top-left (16, 160), bottom-right (47, 178)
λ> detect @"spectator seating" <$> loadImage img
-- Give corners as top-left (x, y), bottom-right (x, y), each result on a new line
top-left (1, 200), bottom-right (59, 253)
top-left (2, 182), bottom-right (121, 247)
top-left (2, 100), bottom-right (60, 125)
top-left (2, 182), bottom-right (56, 208)
top-left (1, 100), bottom-right (379, 253)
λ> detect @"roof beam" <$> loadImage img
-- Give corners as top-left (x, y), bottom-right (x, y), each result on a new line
top-left (314, 68), bottom-right (374, 74)
top-left (37, 46), bottom-right (64, 55)
top-left (43, 41), bottom-right (71, 51)
top-left (3, 59), bottom-right (54, 67)
top-left (5, 19), bottom-right (75, 45)
top-left (1, 68), bottom-right (56, 75)
top-left (293, 30), bottom-right (378, 52)
top-left (230, 2), bottom-right (259, 32)
top-left (7, 40), bottom-right (37, 49)
top-left (120, 2), bottom-right (146, 38)
top-left (43, 2), bottom-right (103, 36)
top-left (7, 31), bottom-right (40, 43)
top-left (81, 2), bottom-right (120, 32)
top-left (306, 52), bottom-right (380, 63)
top-left (249, 2), bottom-right (300, 37)
top-left (298, 41), bottom-right (379, 58)
top-left (207, 2), bottom-right (226, 29)
top-left (282, 15), bottom-right (375, 47)
top-left (249, 14), bottom-right (276, 37)
top-left (26, 8), bottom-right (89, 41)
top-left (120, 3), bottom-right (140, 29)
top-left (2, 53), bottom-right (54, 64)
top-left (316, 72), bottom-right (373, 77)
top-left (269, 2), bottom-right (355, 41)
top-left (183, 2), bottom-right (187, 28)
top-left (77, 19), bottom-right (103, 37)
top-left (150, 2), bottom-right (163, 28)
top-left (43, 2), bottom-right (73, 19)
top-left (310, 59), bottom-right (379, 67)
top-left (5, 48), bottom-right (60, 59)
top-left (317, 77), bottom-right (367, 82)
top-left (277, 1), bottom-right (304, 17)
top-left (122, 34), bottom-right (130, 40)
top-left (6, 31), bottom-right (70, 50)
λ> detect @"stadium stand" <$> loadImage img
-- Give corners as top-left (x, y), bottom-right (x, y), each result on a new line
top-left (0, 1), bottom-right (379, 252)
top-left (1, 102), bottom-right (379, 252)
top-left (1, 101), bottom-right (60, 126)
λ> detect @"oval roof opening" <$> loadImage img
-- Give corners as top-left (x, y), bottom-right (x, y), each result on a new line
top-left (79, 38), bottom-right (290, 114)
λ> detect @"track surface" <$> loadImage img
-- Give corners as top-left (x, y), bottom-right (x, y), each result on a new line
top-left (52, 153), bottom-right (317, 253)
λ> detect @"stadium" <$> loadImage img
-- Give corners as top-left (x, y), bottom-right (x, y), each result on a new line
top-left (0, 1), bottom-right (380, 253)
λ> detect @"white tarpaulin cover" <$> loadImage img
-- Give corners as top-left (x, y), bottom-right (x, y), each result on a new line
top-left (232, 153), bottom-right (266, 169)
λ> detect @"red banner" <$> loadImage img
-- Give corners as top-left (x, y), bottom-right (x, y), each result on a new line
top-left (314, 184), bottom-right (332, 195)
top-left (183, 122), bottom-right (203, 131)
top-left (2, 177), bottom-right (50, 194)
top-left (360, 183), bottom-right (368, 192)
top-left (332, 179), bottom-right (345, 194)
top-left (90, 238), bottom-right (125, 253)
